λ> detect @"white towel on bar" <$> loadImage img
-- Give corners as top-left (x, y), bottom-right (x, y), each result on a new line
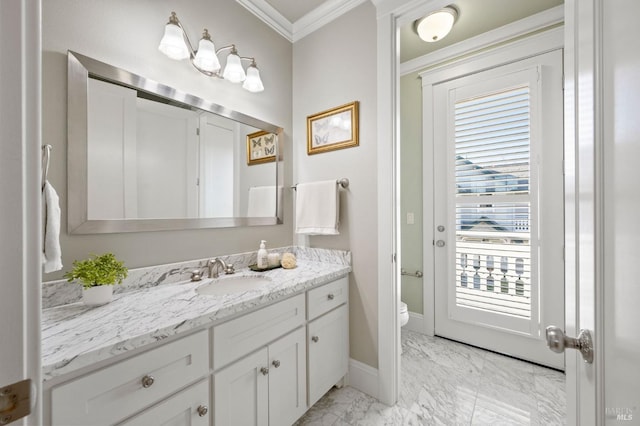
top-left (295, 180), bottom-right (340, 235)
top-left (247, 186), bottom-right (278, 217)
top-left (42, 181), bottom-right (63, 273)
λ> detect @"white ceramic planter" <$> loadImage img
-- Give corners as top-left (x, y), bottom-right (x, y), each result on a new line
top-left (82, 285), bottom-right (113, 306)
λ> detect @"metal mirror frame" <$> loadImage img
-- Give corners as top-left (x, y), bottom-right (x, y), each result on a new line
top-left (67, 50), bottom-right (283, 234)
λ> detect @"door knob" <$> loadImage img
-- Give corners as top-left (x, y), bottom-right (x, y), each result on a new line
top-left (545, 326), bottom-right (594, 364)
top-left (436, 240), bottom-right (445, 247)
top-left (437, 225), bottom-right (445, 232)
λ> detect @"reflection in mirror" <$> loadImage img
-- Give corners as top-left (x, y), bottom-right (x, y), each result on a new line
top-left (68, 51), bottom-right (283, 234)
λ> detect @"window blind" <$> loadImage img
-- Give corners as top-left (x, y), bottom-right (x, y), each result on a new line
top-left (453, 85), bottom-right (532, 319)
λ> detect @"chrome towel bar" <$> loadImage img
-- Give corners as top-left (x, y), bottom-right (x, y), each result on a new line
top-left (291, 178), bottom-right (349, 190)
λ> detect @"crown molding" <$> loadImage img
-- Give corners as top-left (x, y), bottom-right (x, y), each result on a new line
top-left (292, 0), bottom-right (368, 42)
top-left (235, 0), bottom-right (294, 42)
top-left (400, 5), bottom-right (564, 76)
top-left (236, 0), bottom-right (369, 43)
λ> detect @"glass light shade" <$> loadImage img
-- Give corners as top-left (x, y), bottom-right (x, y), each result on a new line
top-left (242, 65), bottom-right (264, 92)
top-left (415, 7), bottom-right (457, 43)
top-left (223, 53), bottom-right (246, 83)
top-left (193, 38), bottom-right (220, 72)
top-left (158, 23), bottom-right (190, 60)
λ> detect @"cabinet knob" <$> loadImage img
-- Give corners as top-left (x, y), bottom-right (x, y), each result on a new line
top-left (197, 405), bottom-right (208, 417)
top-left (260, 367), bottom-right (269, 375)
top-left (311, 336), bottom-right (319, 343)
top-left (327, 293), bottom-right (335, 300)
top-left (272, 360), bottom-right (281, 368)
top-left (141, 375), bottom-right (155, 388)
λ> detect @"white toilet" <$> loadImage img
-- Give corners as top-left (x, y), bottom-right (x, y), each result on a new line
top-left (400, 301), bottom-right (409, 327)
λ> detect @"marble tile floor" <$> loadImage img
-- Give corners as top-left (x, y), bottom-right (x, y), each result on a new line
top-left (296, 329), bottom-right (566, 426)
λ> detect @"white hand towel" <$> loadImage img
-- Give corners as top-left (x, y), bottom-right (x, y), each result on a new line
top-left (247, 186), bottom-right (277, 217)
top-left (42, 181), bottom-right (63, 273)
top-left (295, 180), bottom-right (339, 235)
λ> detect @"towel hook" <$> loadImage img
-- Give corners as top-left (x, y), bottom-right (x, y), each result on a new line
top-left (41, 144), bottom-right (52, 189)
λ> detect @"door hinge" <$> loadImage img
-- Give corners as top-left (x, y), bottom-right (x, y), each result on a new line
top-left (392, 253), bottom-right (397, 263)
top-left (196, 127), bottom-right (200, 136)
top-left (0, 379), bottom-right (32, 425)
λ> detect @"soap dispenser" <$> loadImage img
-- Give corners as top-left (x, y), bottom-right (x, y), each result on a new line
top-left (257, 240), bottom-right (269, 269)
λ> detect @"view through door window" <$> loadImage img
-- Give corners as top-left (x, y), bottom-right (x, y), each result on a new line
top-left (454, 85), bottom-right (534, 321)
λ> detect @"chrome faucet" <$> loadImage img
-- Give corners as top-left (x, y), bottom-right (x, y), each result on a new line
top-left (208, 258), bottom-right (234, 278)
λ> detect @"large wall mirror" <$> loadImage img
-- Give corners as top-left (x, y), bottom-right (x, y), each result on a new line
top-left (67, 51), bottom-right (283, 234)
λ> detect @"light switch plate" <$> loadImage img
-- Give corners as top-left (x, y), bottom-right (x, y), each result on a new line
top-left (407, 212), bottom-right (415, 225)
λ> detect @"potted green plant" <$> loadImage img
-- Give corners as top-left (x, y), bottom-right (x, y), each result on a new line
top-left (64, 253), bottom-right (128, 305)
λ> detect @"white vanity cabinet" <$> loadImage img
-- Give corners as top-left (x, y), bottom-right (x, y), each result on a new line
top-left (213, 294), bottom-right (307, 426)
top-left (306, 276), bottom-right (349, 406)
top-left (45, 274), bottom-right (350, 426)
top-left (49, 330), bottom-right (209, 425)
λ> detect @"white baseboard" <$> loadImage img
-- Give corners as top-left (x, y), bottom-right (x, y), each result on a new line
top-left (404, 312), bottom-right (426, 334)
top-left (348, 358), bottom-right (379, 400)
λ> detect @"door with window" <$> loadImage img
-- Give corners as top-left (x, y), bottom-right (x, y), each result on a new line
top-left (432, 50), bottom-right (564, 368)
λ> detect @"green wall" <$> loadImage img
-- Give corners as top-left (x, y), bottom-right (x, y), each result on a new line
top-left (400, 71), bottom-right (424, 314)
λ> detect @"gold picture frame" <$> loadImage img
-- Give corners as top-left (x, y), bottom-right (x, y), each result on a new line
top-left (246, 130), bottom-right (277, 165)
top-left (307, 101), bottom-right (359, 155)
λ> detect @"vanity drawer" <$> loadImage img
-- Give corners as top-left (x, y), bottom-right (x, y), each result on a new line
top-left (51, 330), bottom-right (209, 426)
top-left (307, 276), bottom-right (348, 320)
top-left (213, 294), bottom-right (305, 370)
top-left (119, 379), bottom-right (210, 426)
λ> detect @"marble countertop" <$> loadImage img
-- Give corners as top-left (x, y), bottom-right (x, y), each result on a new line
top-left (42, 259), bottom-right (350, 382)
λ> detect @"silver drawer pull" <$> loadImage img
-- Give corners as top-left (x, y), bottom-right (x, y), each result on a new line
top-left (197, 405), bottom-right (208, 417)
top-left (260, 367), bottom-right (269, 376)
top-left (327, 293), bottom-right (335, 300)
top-left (311, 336), bottom-right (319, 343)
top-left (141, 375), bottom-right (155, 388)
top-left (272, 360), bottom-right (281, 368)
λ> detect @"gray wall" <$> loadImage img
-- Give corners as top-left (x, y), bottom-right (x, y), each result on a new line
top-left (400, 72), bottom-right (424, 314)
top-left (42, 0), bottom-right (293, 280)
top-left (292, 2), bottom-right (378, 368)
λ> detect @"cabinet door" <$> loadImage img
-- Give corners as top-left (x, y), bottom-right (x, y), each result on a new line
top-left (268, 327), bottom-right (307, 426)
top-left (118, 379), bottom-right (209, 426)
top-left (307, 304), bottom-right (349, 406)
top-left (214, 348), bottom-right (268, 426)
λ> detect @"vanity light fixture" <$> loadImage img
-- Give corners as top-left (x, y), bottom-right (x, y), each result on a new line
top-left (414, 6), bottom-right (459, 43)
top-left (158, 11), bottom-right (264, 92)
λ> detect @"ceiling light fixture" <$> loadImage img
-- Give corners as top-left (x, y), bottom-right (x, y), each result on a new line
top-left (414, 6), bottom-right (459, 43)
top-left (158, 12), bottom-right (264, 92)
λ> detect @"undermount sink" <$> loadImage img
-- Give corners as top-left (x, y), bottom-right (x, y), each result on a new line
top-left (196, 275), bottom-right (272, 296)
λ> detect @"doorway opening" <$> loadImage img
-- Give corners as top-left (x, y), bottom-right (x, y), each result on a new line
top-left (398, 2), bottom-right (566, 375)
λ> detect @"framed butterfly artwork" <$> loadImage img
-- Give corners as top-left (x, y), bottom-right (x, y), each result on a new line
top-left (246, 130), bottom-right (277, 165)
top-left (307, 101), bottom-right (359, 155)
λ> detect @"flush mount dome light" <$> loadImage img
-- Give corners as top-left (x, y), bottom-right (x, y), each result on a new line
top-left (414, 6), bottom-right (458, 43)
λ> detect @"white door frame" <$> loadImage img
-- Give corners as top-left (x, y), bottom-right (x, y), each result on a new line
top-left (375, 0), bottom-right (465, 406)
top-left (0, 0), bottom-right (43, 424)
top-left (375, 0), bottom-right (602, 419)
top-left (563, 0), bottom-right (603, 423)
